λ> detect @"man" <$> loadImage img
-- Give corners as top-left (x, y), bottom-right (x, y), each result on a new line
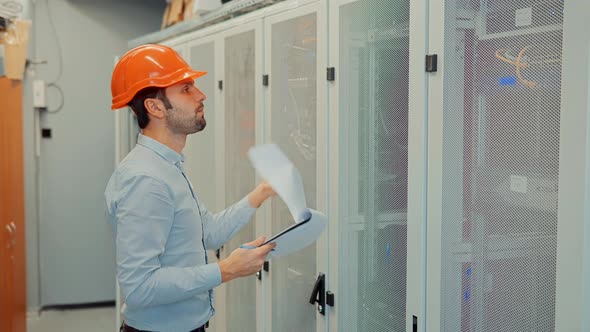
top-left (105, 44), bottom-right (276, 332)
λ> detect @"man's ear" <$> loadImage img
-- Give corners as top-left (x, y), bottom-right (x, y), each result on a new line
top-left (144, 98), bottom-right (165, 120)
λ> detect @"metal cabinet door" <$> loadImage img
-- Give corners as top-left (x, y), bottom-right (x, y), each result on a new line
top-left (554, 1), bottom-right (590, 330)
top-left (184, 40), bottom-right (219, 213)
top-left (328, 0), bottom-right (413, 331)
top-left (263, 1), bottom-right (329, 331)
top-left (184, 38), bottom-right (226, 332)
top-left (426, 0), bottom-right (566, 331)
top-left (220, 19), bottom-right (264, 332)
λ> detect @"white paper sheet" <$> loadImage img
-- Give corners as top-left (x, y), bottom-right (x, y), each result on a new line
top-left (248, 144), bottom-right (325, 257)
top-left (248, 144), bottom-right (312, 223)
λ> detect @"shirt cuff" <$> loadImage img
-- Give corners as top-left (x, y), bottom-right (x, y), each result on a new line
top-left (239, 196), bottom-right (258, 213)
top-left (201, 262), bottom-right (222, 287)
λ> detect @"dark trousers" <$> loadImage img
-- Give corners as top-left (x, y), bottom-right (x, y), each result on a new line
top-left (120, 322), bottom-right (207, 332)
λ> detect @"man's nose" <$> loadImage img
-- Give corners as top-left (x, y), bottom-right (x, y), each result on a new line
top-left (194, 87), bottom-right (206, 102)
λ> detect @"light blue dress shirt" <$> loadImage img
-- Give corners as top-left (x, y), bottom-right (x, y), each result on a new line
top-left (105, 134), bottom-right (256, 332)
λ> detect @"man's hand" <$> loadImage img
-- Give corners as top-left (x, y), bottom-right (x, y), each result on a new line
top-left (247, 181), bottom-right (277, 208)
top-left (218, 236), bottom-right (276, 283)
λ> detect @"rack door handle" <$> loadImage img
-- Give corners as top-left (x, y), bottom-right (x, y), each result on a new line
top-left (309, 273), bottom-right (326, 315)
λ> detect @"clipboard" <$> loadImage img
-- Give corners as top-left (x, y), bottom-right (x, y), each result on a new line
top-left (262, 215), bottom-right (311, 246)
top-left (260, 208), bottom-right (326, 257)
top-left (248, 144), bottom-right (327, 257)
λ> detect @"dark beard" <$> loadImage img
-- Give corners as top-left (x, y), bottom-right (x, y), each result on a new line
top-left (194, 117), bottom-right (206, 132)
top-left (165, 108), bottom-right (206, 135)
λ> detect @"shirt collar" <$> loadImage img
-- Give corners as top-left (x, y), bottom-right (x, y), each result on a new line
top-left (137, 133), bottom-right (185, 166)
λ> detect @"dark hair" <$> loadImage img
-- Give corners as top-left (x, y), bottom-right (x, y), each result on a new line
top-left (128, 87), bottom-right (173, 129)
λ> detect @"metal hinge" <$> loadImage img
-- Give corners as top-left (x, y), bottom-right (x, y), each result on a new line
top-left (326, 291), bottom-right (335, 307)
top-left (262, 74), bottom-right (269, 86)
top-left (327, 67), bottom-right (335, 81)
top-left (218, 80), bottom-right (223, 90)
top-left (426, 54), bottom-right (438, 72)
top-left (257, 261), bottom-right (269, 281)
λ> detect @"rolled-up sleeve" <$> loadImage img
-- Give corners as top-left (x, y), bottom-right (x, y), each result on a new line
top-left (116, 174), bottom-right (221, 309)
top-left (200, 196), bottom-right (257, 250)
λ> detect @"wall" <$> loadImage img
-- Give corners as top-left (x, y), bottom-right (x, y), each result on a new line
top-left (584, 30), bottom-right (590, 332)
top-left (20, 0), bottom-right (38, 313)
top-left (21, 0), bottom-right (165, 311)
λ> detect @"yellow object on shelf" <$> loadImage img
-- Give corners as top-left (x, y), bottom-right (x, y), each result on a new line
top-left (0, 19), bottom-right (31, 80)
top-left (161, 0), bottom-right (190, 29)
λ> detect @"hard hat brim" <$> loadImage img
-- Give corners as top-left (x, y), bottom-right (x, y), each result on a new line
top-left (111, 69), bottom-right (207, 110)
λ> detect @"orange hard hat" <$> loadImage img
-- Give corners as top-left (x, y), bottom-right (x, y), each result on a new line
top-left (111, 44), bottom-right (207, 110)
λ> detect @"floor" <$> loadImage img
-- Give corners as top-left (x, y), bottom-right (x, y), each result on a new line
top-left (27, 306), bottom-right (117, 332)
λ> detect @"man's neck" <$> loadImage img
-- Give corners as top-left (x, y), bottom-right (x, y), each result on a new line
top-left (141, 128), bottom-right (186, 154)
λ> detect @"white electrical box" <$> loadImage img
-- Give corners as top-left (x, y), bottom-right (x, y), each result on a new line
top-left (193, 0), bottom-right (222, 16)
top-left (33, 79), bottom-right (46, 108)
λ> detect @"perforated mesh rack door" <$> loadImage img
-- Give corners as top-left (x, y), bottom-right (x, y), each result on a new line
top-left (439, 1), bottom-right (564, 331)
top-left (268, 10), bottom-right (319, 332)
top-left (224, 29), bottom-right (258, 332)
top-left (186, 42), bottom-right (217, 209)
top-left (336, 0), bottom-right (410, 331)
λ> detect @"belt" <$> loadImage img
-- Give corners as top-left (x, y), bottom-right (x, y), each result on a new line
top-left (121, 322), bottom-right (208, 332)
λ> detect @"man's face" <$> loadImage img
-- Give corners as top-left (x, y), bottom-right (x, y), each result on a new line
top-left (162, 80), bottom-right (207, 135)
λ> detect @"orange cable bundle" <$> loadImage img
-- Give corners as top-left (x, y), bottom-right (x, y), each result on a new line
top-left (495, 46), bottom-right (537, 88)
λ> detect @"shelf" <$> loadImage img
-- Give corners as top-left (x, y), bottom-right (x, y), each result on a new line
top-left (449, 233), bottom-right (556, 262)
top-left (344, 212), bottom-right (407, 232)
top-left (129, 0), bottom-right (284, 48)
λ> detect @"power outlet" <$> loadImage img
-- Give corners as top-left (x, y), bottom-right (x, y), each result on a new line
top-left (33, 79), bottom-right (46, 108)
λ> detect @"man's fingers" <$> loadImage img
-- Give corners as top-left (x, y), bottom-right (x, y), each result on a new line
top-left (257, 242), bottom-right (276, 254)
top-left (244, 235), bottom-right (266, 247)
